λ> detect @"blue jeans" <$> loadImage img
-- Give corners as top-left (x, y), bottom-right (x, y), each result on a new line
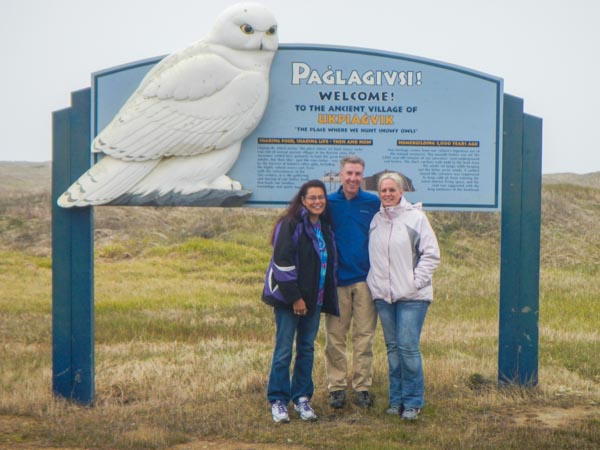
top-left (267, 305), bottom-right (322, 404)
top-left (375, 300), bottom-right (429, 409)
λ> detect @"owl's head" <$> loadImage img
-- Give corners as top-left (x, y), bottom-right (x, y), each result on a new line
top-left (207, 2), bottom-right (278, 52)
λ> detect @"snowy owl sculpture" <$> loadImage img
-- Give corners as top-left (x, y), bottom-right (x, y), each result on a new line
top-left (57, 2), bottom-right (278, 207)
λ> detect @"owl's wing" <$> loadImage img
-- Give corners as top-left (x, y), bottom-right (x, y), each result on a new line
top-left (94, 51), bottom-right (268, 162)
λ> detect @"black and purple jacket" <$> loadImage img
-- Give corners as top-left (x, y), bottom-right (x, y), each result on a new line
top-left (262, 208), bottom-right (339, 316)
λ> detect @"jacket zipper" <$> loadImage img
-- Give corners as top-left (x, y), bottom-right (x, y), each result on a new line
top-left (386, 219), bottom-right (393, 301)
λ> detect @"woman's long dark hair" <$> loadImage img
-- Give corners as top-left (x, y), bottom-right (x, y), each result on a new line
top-left (270, 179), bottom-right (331, 244)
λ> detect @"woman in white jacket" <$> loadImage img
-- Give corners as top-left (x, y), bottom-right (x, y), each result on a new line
top-left (367, 172), bottom-right (440, 420)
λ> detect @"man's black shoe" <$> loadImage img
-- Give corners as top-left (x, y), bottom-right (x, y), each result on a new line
top-left (354, 391), bottom-right (373, 408)
top-left (329, 390), bottom-right (346, 409)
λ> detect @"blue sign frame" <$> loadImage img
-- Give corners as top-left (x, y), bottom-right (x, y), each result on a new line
top-left (53, 46), bottom-right (540, 405)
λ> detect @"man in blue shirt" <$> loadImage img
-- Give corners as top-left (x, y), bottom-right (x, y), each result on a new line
top-left (325, 155), bottom-right (380, 408)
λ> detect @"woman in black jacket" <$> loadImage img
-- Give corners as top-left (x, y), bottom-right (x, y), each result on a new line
top-left (263, 179), bottom-right (339, 423)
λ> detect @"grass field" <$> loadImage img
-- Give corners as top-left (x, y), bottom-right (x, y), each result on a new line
top-left (0, 163), bottom-right (599, 449)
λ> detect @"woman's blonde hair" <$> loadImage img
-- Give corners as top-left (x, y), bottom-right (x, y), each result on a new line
top-left (377, 172), bottom-right (406, 192)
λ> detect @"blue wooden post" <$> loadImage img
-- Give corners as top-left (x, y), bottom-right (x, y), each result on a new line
top-left (51, 88), bottom-right (95, 404)
top-left (498, 94), bottom-right (543, 385)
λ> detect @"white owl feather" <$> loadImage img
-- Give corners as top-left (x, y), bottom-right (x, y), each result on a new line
top-left (58, 2), bottom-right (278, 207)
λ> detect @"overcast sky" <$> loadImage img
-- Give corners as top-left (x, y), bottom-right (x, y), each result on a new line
top-left (2, 0), bottom-right (598, 174)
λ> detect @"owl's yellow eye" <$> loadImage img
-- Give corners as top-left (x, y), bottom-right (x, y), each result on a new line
top-left (266, 26), bottom-right (277, 35)
top-left (240, 24), bottom-right (254, 34)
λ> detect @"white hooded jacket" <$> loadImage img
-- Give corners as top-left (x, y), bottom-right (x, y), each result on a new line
top-left (367, 197), bottom-right (440, 303)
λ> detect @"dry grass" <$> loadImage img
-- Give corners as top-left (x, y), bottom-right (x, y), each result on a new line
top-left (0, 164), bottom-right (599, 449)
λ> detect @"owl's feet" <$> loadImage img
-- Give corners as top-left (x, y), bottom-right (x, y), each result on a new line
top-left (209, 175), bottom-right (242, 190)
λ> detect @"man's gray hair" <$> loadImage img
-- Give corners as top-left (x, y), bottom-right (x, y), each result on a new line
top-left (340, 155), bottom-right (365, 169)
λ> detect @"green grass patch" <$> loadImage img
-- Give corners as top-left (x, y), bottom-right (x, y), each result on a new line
top-left (2, 177), bottom-right (600, 449)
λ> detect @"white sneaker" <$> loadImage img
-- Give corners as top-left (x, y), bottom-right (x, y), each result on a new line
top-left (401, 407), bottom-right (421, 420)
top-left (294, 396), bottom-right (317, 421)
top-left (271, 400), bottom-right (290, 423)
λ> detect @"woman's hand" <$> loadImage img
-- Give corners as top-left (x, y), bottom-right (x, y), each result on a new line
top-left (293, 299), bottom-right (307, 316)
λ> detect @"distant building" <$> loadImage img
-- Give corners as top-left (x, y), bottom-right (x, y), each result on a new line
top-left (364, 170), bottom-right (415, 192)
top-left (322, 171), bottom-right (341, 192)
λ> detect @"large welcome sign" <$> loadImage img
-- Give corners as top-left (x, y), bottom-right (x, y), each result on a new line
top-left (56, 42), bottom-right (540, 406)
top-left (95, 44), bottom-right (503, 210)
